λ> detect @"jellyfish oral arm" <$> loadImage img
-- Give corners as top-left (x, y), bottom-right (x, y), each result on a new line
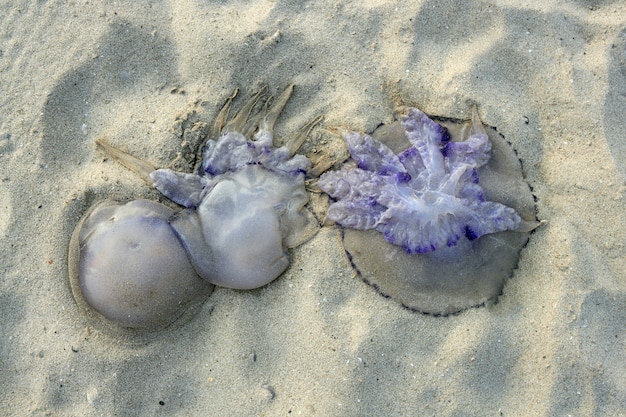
top-left (319, 107), bottom-right (530, 254)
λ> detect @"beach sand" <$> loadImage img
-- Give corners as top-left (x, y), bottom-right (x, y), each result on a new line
top-left (1, 0), bottom-right (625, 415)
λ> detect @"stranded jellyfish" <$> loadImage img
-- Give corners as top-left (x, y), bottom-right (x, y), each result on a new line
top-left (69, 85), bottom-right (323, 329)
top-left (318, 107), bottom-right (539, 315)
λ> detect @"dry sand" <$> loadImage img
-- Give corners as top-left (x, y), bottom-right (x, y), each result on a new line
top-left (1, 0), bottom-right (625, 416)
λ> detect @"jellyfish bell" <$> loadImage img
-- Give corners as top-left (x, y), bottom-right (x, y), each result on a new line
top-left (68, 199), bottom-right (214, 330)
top-left (320, 107), bottom-right (539, 315)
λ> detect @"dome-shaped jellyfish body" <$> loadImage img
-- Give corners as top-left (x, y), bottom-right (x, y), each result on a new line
top-left (167, 162), bottom-right (313, 290)
top-left (68, 199), bottom-right (212, 329)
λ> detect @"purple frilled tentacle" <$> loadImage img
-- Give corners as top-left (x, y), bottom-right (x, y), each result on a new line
top-left (344, 131), bottom-right (404, 175)
top-left (151, 128), bottom-right (311, 211)
top-left (318, 108), bottom-right (523, 254)
top-left (200, 130), bottom-right (311, 177)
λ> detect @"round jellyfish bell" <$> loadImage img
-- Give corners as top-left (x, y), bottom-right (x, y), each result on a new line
top-left (68, 199), bottom-right (213, 330)
top-left (319, 107), bottom-right (540, 315)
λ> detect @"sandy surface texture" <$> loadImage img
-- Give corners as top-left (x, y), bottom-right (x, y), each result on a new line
top-left (1, 1), bottom-right (625, 416)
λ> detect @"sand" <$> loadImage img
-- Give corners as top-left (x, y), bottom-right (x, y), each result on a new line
top-left (1, 0), bottom-right (624, 416)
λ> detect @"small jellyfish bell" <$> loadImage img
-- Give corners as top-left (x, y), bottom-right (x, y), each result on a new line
top-left (318, 106), bottom-right (540, 315)
top-left (68, 199), bottom-right (213, 330)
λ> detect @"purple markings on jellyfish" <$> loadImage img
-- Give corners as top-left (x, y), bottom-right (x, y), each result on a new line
top-left (69, 85), bottom-right (323, 330)
top-left (319, 107), bottom-right (539, 315)
top-left (319, 107), bottom-right (524, 255)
